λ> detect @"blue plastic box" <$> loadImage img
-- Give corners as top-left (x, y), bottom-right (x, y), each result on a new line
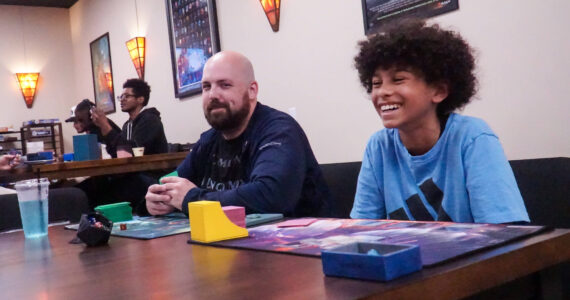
top-left (321, 242), bottom-right (422, 281)
top-left (27, 151), bottom-right (53, 161)
top-left (62, 153), bottom-right (74, 161)
top-left (73, 134), bottom-right (100, 161)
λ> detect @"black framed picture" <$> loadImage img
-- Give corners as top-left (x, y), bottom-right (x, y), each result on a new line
top-left (89, 33), bottom-right (116, 114)
top-left (165, 0), bottom-right (221, 99)
top-left (361, 0), bottom-right (459, 35)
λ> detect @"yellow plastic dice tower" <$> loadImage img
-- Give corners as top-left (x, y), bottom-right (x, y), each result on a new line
top-left (188, 200), bottom-right (249, 243)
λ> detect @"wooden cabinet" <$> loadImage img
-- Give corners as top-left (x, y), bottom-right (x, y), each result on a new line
top-left (0, 123), bottom-right (65, 157)
top-left (0, 129), bottom-right (24, 155)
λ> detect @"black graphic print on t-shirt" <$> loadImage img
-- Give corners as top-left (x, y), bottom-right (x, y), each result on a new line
top-left (388, 178), bottom-right (452, 222)
top-left (200, 134), bottom-right (246, 191)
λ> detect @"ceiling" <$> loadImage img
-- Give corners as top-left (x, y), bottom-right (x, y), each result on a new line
top-left (0, 0), bottom-right (78, 8)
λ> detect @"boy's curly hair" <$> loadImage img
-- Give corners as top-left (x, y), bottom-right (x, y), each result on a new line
top-left (354, 19), bottom-right (477, 116)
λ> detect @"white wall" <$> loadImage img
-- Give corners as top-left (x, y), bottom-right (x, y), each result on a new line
top-left (0, 6), bottom-right (75, 152)
top-left (436, 0), bottom-right (570, 160)
top-left (3, 0), bottom-right (569, 162)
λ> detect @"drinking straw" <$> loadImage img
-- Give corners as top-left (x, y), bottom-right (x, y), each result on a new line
top-left (37, 174), bottom-right (45, 231)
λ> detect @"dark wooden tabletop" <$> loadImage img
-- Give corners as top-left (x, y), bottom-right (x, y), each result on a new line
top-left (0, 225), bottom-right (568, 299)
top-left (0, 151), bottom-right (188, 182)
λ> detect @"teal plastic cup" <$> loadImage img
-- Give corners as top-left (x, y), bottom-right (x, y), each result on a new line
top-left (15, 178), bottom-right (50, 238)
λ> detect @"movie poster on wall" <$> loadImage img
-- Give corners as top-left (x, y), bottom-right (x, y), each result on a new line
top-left (89, 33), bottom-right (116, 113)
top-left (362, 0), bottom-right (459, 35)
top-left (165, 0), bottom-right (221, 99)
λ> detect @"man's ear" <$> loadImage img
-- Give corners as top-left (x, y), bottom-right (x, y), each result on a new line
top-left (432, 82), bottom-right (449, 104)
top-left (248, 81), bottom-right (259, 100)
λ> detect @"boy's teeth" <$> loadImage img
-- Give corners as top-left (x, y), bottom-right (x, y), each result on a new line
top-left (381, 104), bottom-right (400, 111)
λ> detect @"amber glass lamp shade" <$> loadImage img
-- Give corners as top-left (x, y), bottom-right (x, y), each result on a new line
top-left (16, 73), bottom-right (39, 108)
top-left (126, 37), bottom-right (145, 79)
top-left (259, 0), bottom-right (281, 32)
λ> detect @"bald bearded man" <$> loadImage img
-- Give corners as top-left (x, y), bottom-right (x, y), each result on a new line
top-left (145, 51), bottom-right (332, 217)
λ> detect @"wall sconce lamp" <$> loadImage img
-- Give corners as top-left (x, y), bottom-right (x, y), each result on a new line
top-left (259, 0), bottom-right (281, 32)
top-left (16, 73), bottom-right (39, 108)
top-left (126, 37), bottom-right (145, 80)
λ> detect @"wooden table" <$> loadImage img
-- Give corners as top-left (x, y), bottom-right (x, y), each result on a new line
top-left (0, 152), bottom-right (188, 182)
top-left (0, 225), bottom-right (567, 299)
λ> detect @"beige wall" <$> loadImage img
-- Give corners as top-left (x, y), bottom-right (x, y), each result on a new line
top-left (0, 6), bottom-right (75, 150)
top-left (2, 1), bottom-right (569, 162)
top-left (439, 0), bottom-right (570, 161)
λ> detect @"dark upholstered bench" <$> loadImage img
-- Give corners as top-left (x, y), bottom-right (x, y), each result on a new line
top-left (0, 187), bottom-right (89, 232)
top-left (319, 161), bottom-right (361, 218)
top-left (509, 157), bottom-right (570, 229)
top-left (319, 157), bottom-right (570, 228)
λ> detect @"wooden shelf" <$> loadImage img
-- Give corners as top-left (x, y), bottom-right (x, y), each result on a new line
top-left (0, 123), bottom-right (64, 157)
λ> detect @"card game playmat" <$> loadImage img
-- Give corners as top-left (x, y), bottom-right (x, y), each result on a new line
top-left (195, 218), bottom-right (547, 267)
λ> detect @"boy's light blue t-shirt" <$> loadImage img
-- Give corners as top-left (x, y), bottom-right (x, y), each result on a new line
top-left (351, 113), bottom-right (529, 224)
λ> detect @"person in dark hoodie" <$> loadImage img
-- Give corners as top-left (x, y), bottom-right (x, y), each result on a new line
top-left (91, 78), bottom-right (168, 157)
top-left (78, 78), bottom-right (168, 215)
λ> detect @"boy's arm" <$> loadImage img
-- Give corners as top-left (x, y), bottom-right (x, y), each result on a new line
top-left (351, 140), bottom-right (386, 219)
top-left (464, 134), bottom-right (530, 224)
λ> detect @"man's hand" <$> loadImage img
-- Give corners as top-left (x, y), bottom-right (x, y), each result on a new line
top-left (161, 177), bottom-right (197, 211)
top-left (145, 184), bottom-right (176, 216)
top-left (90, 107), bottom-right (113, 135)
top-left (0, 154), bottom-right (20, 170)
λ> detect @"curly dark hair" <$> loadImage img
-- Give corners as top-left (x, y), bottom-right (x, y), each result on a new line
top-left (354, 19), bottom-right (477, 116)
top-left (123, 78), bottom-right (151, 106)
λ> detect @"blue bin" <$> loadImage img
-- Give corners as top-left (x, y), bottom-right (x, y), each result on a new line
top-left (73, 134), bottom-right (100, 161)
top-left (322, 242), bottom-right (422, 281)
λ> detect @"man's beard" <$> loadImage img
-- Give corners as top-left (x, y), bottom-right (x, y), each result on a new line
top-left (205, 93), bottom-right (251, 132)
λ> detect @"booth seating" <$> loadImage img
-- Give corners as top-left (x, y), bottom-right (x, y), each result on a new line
top-left (319, 161), bottom-right (361, 218)
top-left (0, 187), bottom-right (89, 232)
top-left (509, 157), bottom-right (570, 229)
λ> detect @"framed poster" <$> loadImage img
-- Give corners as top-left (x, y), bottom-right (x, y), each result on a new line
top-left (165, 0), bottom-right (221, 99)
top-left (89, 33), bottom-right (116, 114)
top-left (361, 0), bottom-right (459, 35)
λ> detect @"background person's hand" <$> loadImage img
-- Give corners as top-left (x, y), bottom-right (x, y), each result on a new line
top-left (0, 154), bottom-right (20, 170)
top-left (90, 107), bottom-right (113, 135)
top-left (116, 149), bottom-right (133, 158)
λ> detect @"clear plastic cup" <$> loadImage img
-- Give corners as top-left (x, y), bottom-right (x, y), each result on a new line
top-left (15, 178), bottom-right (50, 238)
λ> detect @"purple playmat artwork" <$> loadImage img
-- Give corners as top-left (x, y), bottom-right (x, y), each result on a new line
top-left (204, 219), bottom-right (546, 267)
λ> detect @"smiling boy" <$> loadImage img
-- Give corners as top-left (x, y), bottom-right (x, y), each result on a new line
top-left (350, 20), bottom-right (529, 224)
